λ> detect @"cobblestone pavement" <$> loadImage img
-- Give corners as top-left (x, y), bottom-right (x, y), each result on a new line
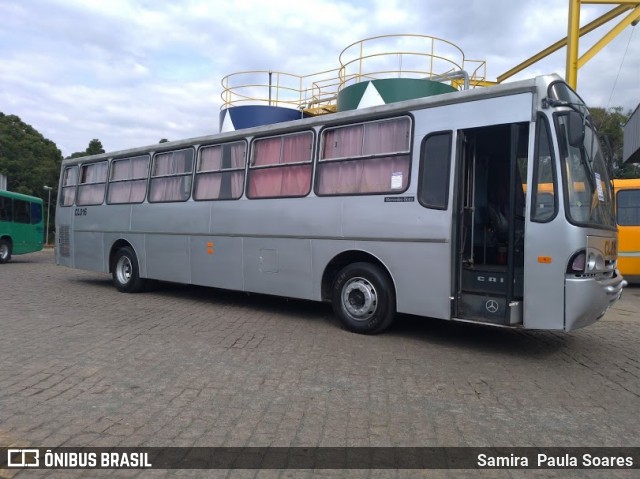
top-left (1, 250), bottom-right (638, 479)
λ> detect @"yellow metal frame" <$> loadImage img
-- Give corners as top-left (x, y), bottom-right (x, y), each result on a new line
top-left (500, 1), bottom-right (639, 89)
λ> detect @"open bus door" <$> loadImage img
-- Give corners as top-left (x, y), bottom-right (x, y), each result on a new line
top-left (453, 123), bottom-right (529, 325)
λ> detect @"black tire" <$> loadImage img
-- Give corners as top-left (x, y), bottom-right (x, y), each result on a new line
top-left (0, 239), bottom-right (11, 264)
top-left (112, 246), bottom-right (147, 293)
top-left (331, 262), bottom-right (396, 334)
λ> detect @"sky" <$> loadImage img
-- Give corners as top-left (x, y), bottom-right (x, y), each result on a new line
top-left (0, 0), bottom-right (638, 158)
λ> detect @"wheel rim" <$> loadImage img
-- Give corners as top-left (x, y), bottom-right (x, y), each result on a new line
top-left (0, 244), bottom-right (7, 260)
top-left (116, 256), bottom-right (133, 285)
top-left (341, 276), bottom-right (378, 321)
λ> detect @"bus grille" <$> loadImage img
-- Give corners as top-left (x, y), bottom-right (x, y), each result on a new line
top-left (58, 225), bottom-right (70, 257)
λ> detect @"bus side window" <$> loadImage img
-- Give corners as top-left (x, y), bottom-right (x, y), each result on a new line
top-left (149, 149), bottom-right (194, 203)
top-left (531, 116), bottom-right (557, 222)
top-left (418, 131), bottom-right (452, 209)
top-left (617, 189), bottom-right (640, 226)
top-left (13, 199), bottom-right (31, 224)
top-left (0, 195), bottom-right (12, 221)
top-left (77, 161), bottom-right (108, 206)
top-left (194, 141), bottom-right (246, 201)
top-left (247, 132), bottom-right (313, 199)
top-left (316, 117), bottom-right (411, 196)
top-left (108, 155), bottom-right (150, 204)
top-left (30, 202), bottom-right (42, 224)
top-left (61, 166), bottom-right (79, 206)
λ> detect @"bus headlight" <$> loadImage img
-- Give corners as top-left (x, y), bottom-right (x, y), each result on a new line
top-left (567, 250), bottom-right (586, 273)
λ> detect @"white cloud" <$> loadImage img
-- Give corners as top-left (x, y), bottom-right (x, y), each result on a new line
top-left (0, 0), bottom-right (638, 157)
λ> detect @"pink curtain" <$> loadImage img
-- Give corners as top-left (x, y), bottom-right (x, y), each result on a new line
top-left (154, 150), bottom-right (193, 175)
top-left (80, 162), bottom-right (108, 183)
top-left (76, 162), bottom-right (107, 205)
top-left (253, 137), bottom-right (281, 166)
top-left (317, 117), bottom-right (411, 195)
top-left (149, 176), bottom-right (192, 202)
top-left (322, 125), bottom-right (363, 159)
top-left (77, 184), bottom-right (105, 205)
top-left (230, 170), bottom-right (244, 197)
top-left (248, 132), bottom-right (313, 198)
top-left (111, 160), bottom-right (130, 181)
top-left (63, 167), bottom-right (78, 186)
top-left (194, 173), bottom-right (222, 200)
top-left (362, 118), bottom-right (410, 155)
top-left (61, 187), bottom-right (75, 206)
top-left (248, 165), bottom-right (312, 198)
top-left (131, 156), bottom-right (149, 178)
top-left (282, 132), bottom-right (312, 163)
top-left (108, 180), bottom-right (146, 204)
top-left (107, 156), bottom-right (149, 204)
top-left (229, 143), bottom-right (246, 168)
top-left (61, 167), bottom-right (78, 206)
top-left (195, 142), bottom-right (246, 200)
top-left (200, 146), bottom-right (222, 171)
top-left (317, 156), bottom-right (410, 195)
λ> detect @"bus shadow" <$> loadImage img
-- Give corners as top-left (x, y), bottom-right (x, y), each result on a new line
top-left (72, 277), bottom-right (571, 357)
top-left (388, 313), bottom-right (570, 357)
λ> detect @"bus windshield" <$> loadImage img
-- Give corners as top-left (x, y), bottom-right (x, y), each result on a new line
top-left (550, 83), bottom-right (615, 229)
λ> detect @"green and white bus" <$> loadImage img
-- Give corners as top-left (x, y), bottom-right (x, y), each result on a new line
top-left (0, 190), bottom-right (45, 263)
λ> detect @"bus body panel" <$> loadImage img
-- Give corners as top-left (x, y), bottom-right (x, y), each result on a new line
top-left (0, 190), bottom-right (44, 257)
top-left (190, 235), bottom-right (244, 291)
top-left (565, 271), bottom-right (624, 330)
top-left (614, 179), bottom-right (640, 283)
top-left (54, 75), bottom-right (624, 333)
top-left (145, 234), bottom-right (191, 284)
top-left (74, 231), bottom-right (106, 272)
top-left (522, 216), bottom-right (570, 330)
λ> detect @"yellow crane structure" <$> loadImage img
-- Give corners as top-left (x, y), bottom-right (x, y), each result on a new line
top-left (220, 1), bottom-right (639, 121)
top-left (497, 1), bottom-right (640, 90)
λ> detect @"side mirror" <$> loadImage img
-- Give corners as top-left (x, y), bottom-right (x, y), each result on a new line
top-left (567, 110), bottom-right (585, 147)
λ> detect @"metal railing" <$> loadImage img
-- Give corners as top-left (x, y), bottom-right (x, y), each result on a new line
top-left (338, 34), bottom-right (486, 90)
top-left (220, 34), bottom-right (488, 114)
top-left (220, 68), bottom-right (341, 113)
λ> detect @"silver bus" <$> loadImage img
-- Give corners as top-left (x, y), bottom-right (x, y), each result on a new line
top-left (55, 74), bottom-right (626, 334)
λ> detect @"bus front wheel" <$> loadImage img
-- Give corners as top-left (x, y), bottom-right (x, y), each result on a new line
top-left (331, 262), bottom-right (396, 334)
top-left (112, 246), bottom-right (147, 293)
top-left (0, 239), bottom-right (11, 264)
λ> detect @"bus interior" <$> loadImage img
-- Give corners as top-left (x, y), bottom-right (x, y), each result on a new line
top-left (454, 122), bottom-right (529, 325)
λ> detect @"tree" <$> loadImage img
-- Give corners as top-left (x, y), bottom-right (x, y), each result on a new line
top-left (69, 138), bottom-right (105, 159)
top-left (590, 107), bottom-right (639, 179)
top-left (0, 112), bottom-right (63, 197)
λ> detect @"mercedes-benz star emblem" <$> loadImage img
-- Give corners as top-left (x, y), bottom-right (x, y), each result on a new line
top-left (485, 300), bottom-right (499, 313)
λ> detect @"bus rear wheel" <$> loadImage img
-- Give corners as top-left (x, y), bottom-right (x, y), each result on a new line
top-left (331, 262), bottom-right (396, 334)
top-left (112, 246), bottom-right (147, 293)
top-left (0, 239), bottom-right (11, 264)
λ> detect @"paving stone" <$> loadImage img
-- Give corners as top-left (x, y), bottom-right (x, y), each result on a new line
top-left (0, 250), bottom-right (638, 478)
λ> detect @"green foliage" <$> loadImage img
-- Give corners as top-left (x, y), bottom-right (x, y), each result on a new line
top-left (69, 138), bottom-right (105, 159)
top-left (0, 112), bottom-right (63, 197)
top-left (590, 107), bottom-right (640, 179)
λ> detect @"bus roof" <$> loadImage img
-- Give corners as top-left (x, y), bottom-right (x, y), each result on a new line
top-left (61, 74), bottom-right (560, 167)
top-left (0, 189), bottom-right (44, 203)
top-left (613, 178), bottom-right (640, 189)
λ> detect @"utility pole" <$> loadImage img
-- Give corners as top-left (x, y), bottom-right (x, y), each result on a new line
top-left (43, 185), bottom-right (52, 246)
